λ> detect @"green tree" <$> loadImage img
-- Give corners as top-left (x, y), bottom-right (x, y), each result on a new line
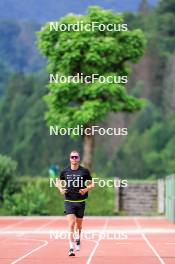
top-left (156, 0), bottom-right (175, 55)
top-left (0, 73), bottom-right (80, 175)
top-left (157, 0), bottom-right (175, 14)
top-left (37, 6), bottom-right (146, 170)
top-left (114, 103), bottom-right (175, 179)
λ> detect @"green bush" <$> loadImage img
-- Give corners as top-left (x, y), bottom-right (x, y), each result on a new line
top-left (3, 182), bottom-right (49, 215)
top-left (1, 176), bottom-right (115, 216)
top-left (86, 185), bottom-right (115, 215)
top-left (0, 154), bottom-right (17, 200)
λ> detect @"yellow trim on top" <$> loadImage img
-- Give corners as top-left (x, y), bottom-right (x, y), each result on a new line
top-left (64, 199), bottom-right (86, 203)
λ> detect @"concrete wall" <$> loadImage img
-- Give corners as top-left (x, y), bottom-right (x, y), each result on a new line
top-left (115, 180), bottom-right (165, 215)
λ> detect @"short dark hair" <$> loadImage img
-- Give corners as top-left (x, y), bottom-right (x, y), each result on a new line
top-left (70, 150), bottom-right (80, 156)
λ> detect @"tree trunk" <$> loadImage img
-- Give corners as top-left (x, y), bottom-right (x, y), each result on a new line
top-left (82, 126), bottom-right (94, 171)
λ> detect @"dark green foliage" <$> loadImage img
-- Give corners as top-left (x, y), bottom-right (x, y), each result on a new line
top-left (3, 182), bottom-right (49, 215)
top-left (107, 0), bottom-right (175, 180)
top-left (0, 60), bottom-right (13, 95)
top-left (37, 6), bottom-right (146, 130)
top-left (115, 108), bottom-right (175, 179)
top-left (1, 176), bottom-right (115, 216)
top-left (0, 1), bottom-right (174, 178)
top-left (0, 154), bottom-right (17, 200)
top-left (0, 74), bottom-right (81, 175)
top-left (157, 0), bottom-right (175, 14)
top-left (156, 0), bottom-right (175, 55)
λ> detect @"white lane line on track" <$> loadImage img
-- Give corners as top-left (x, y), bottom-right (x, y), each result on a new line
top-left (10, 238), bottom-right (48, 264)
top-left (1, 228), bottom-right (175, 235)
top-left (0, 217), bottom-right (55, 239)
top-left (0, 218), bottom-right (57, 237)
top-left (0, 219), bottom-right (29, 245)
top-left (34, 218), bottom-right (57, 231)
top-left (86, 218), bottom-right (109, 264)
top-left (0, 219), bottom-right (27, 231)
top-left (134, 218), bottom-right (165, 264)
top-left (115, 242), bottom-right (131, 245)
top-left (15, 218), bottom-right (57, 237)
top-left (9, 219), bottom-right (58, 263)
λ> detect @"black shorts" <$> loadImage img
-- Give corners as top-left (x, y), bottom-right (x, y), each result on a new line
top-left (64, 201), bottom-right (86, 218)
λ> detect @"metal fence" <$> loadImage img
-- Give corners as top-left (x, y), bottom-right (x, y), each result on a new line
top-left (165, 174), bottom-right (175, 223)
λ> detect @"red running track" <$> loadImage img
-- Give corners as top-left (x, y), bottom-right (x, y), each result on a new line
top-left (0, 216), bottom-right (175, 264)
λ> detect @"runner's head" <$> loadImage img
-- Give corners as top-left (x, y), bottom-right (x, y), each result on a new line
top-left (70, 150), bottom-right (80, 165)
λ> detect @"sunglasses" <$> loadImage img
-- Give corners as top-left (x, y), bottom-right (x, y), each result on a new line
top-left (70, 155), bottom-right (79, 160)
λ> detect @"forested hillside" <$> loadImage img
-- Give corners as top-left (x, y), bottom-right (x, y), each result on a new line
top-left (0, 21), bottom-right (44, 95)
top-left (0, 0), bottom-right (174, 178)
top-left (0, 0), bottom-right (157, 22)
top-left (110, 0), bottom-right (175, 178)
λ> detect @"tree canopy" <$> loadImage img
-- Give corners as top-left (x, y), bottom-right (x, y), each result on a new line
top-left (37, 6), bottom-right (146, 169)
top-left (37, 6), bottom-right (146, 129)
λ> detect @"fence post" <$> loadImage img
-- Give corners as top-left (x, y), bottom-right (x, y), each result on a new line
top-left (165, 174), bottom-right (175, 223)
top-left (157, 179), bottom-right (165, 214)
top-left (114, 177), bottom-right (119, 214)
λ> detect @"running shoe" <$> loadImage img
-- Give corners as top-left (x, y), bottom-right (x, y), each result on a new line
top-left (69, 248), bottom-right (75, 256)
top-left (75, 239), bottom-right (80, 251)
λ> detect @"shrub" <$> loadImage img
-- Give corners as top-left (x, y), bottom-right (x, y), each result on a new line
top-left (0, 154), bottom-right (17, 200)
top-left (3, 182), bottom-right (49, 215)
top-left (2, 176), bottom-right (115, 216)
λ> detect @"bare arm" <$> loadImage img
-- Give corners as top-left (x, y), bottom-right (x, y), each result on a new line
top-left (56, 179), bottom-right (67, 195)
top-left (79, 180), bottom-right (95, 195)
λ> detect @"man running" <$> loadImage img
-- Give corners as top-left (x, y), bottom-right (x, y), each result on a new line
top-left (57, 150), bottom-right (94, 256)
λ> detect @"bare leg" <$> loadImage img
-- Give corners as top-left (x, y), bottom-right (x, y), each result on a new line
top-left (74, 217), bottom-right (83, 251)
top-left (75, 217), bottom-right (83, 239)
top-left (66, 214), bottom-right (76, 248)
